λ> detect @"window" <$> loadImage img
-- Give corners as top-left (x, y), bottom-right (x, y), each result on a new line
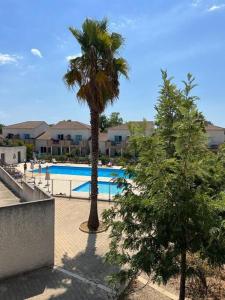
top-left (115, 135), bottom-right (122, 143)
top-left (24, 134), bottom-right (30, 139)
top-left (41, 147), bottom-right (47, 153)
top-left (58, 134), bottom-right (64, 140)
top-left (75, 135), bottom-right (82, 144)
top-left (75, 135), bottom-right (82, 141)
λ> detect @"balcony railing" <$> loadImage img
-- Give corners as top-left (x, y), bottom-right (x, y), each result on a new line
top-left (47, 139), bottom-right (89, 147)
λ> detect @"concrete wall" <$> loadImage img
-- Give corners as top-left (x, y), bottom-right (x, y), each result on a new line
top-left (2, 123), bottom-right (48, 139)
top-left (22, 181), bottom-right (50, 201)
top-left (0, 166), bottom-right (50, 202)
top-left (0, 198), bottom-right (54, 280)
top-left (0, 146), bottom-right (26, 164)
top-left (0, 166), bottom-right (23, 198)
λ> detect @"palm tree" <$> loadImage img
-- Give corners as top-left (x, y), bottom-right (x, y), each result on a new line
top-left (64, 18), bottom-right (128, 230)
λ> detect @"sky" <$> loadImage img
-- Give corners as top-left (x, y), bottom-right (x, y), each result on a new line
top-left (0, 0), bottom-right (225, 126)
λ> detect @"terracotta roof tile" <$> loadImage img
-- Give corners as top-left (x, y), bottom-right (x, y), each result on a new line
top-left (4, 121), bottom-right (47, 129)
top-left (206, 124), bottom-right (225, 131)
top-left (52, 121), bottom-right (90, 130)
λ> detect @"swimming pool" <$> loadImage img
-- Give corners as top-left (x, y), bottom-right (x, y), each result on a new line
top-left (34, 165), bottom-right (126, 178)
top-left (73, 181), bottom-right (123, 195)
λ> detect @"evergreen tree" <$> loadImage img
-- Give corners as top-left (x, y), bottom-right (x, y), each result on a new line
top-left (103, 72), bottom-right (225, 300)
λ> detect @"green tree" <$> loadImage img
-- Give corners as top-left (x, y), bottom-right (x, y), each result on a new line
top-left (103, 72), bottom-right (225, 300)
top-left (99, 112), bottom-right (123, 132)
top-left (64, 18), bottom-right (128, 230)
top-left (126, 119), bottom-right (148, 159)
top-left (99, 114), bottom-right (108, 132)
top-left (26, 143), bottom-right (34, 160)
top-left (108, 112), bottom-right (123, 127)
top-left (0, 124), bottom-right (4, 134)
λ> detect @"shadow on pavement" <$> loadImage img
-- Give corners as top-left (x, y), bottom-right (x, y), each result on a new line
top-left (0, 233), bottom-right (117, 300)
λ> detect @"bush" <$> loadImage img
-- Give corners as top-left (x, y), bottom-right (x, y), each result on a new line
top-left (99, 155), bottom-right (110, 165)
top-left (25, 143), bottom-right (34, 160)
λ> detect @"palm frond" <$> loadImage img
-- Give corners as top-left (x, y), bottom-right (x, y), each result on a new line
top-left (111, 33), bottom-right (124, 52)
top-left (64, 17), bottom-right (129, 113)
top-left (69, 27), bottom-right (83, 45)
top-left (114, 57), bottom-right (129, 79)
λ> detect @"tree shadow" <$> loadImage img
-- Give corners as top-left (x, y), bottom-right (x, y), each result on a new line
top-left (0, 232), bottom-right (118, 300)
top-left (46, 232), bottom-right (118, 300)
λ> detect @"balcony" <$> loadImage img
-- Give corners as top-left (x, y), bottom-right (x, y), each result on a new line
top-left (47, 139), bottom-right (88, 148)
top-left (5, 134), bottom-right (35, 145)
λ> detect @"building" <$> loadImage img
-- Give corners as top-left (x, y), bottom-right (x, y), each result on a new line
top-left (0, 146), bottom-right (26, 164)
top-left (2, 121), bottom-right (49, 145)
top-left (206, 124), bottom-right (225, 149)
top-left (97, 121), bottom-right (155, 156)
top-left (36, 120), bottom-right (91, 155)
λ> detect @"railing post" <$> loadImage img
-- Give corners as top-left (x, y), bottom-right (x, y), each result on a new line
top-left (51, 179), bottom-right (53, 195)
top-left (109, 182), bottom-right (111, 202)
top-left (70, 180), bottom-right (72, 198)
top-left (89, 181), bottom-right (91, 200)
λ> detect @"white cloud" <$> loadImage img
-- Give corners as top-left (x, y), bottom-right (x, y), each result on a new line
top-left (208, 4), bottom-right (225, 12)
top-left (66, 53), bottom-right (81, 61)
top-left (31, 48), bottom-right (43, 58)
top-left (0, 53), bottom-right (21, 65)
top-left (110, 17), bottom-right (137, 31)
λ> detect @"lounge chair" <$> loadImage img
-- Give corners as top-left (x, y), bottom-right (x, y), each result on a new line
top-left (98, 160), bottom-right (103, 167)
top-left (52, 158), bottom-right (57, 164)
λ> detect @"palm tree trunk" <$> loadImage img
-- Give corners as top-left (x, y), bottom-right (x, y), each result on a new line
top-left (179, 249), bottom-right (187, 300)
top-left (88, 108), bottom-right (100, 230)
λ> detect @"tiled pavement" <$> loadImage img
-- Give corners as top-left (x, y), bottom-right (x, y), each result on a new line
top-left (0, 198), bottom-right (117, 300)
top-left (0, 198), bottom-right (170, 300)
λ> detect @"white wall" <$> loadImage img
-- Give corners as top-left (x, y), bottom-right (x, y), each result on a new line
top-left (207, 130), bottom-right (225, 146)
top-left (107, 126), bottom-right (154, 142)
top-left (35, 139), bottom-right (48, 152)
top-left (0, 146), bottom-right (26, 164)
top-left (107, 129), bottom-right (130, 142)
top-left (49, 128), bottom-right (91, 140)
top-left (99, 141), bottom-right (106, 154)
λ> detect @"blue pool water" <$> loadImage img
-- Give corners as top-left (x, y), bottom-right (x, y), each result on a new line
top-left (73, 181), bottom-right (123, 195)
top-left (34, 165), bottom-right (126, 178)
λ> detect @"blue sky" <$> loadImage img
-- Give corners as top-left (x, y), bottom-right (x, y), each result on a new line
top-left (0, 0), bottom-right (225, 126)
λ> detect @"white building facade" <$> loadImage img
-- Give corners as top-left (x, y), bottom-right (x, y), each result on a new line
top-left (36, 121), bottom-right (91, 156)
top-left (0, 146), bottom-right (26, 164)
top-left (3, 121), bottom-right (48, 142)
top-left (206, 124), bottom-right (225, 148)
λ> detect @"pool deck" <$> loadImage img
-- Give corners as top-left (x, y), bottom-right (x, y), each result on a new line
top-left (16, 163), bottom-right (129, 201)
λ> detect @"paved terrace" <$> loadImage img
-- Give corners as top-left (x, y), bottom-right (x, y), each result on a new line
top-left (0, 198), bottom-right (171, 300)
top-left (0, 180), bottom-right (20, 207)
top-left (0, 198), bottom-right (117, 299)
